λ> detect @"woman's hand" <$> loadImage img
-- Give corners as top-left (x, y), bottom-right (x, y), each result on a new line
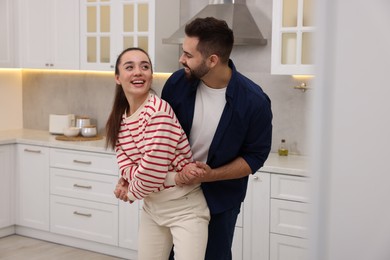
top-left (114, 177), bottom-right (131, 203)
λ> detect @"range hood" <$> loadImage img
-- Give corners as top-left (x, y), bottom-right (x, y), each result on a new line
top-left (162, 0), bottom-right (267, 46)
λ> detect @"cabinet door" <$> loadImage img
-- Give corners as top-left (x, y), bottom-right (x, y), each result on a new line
top-left (118, 200), bottom-right (139, 250)
top-left (80, 0), bottom-right (155, 71)
top-left (232, 227), bottom-right (243, 260)
top-left (270, 234), bottom-right (308, 260)
top-left (243, 172), bottom-right (270, 260)
top-left (16, 144), bottom-right (50, 231)
top-left (271, 0), bottom-right (315, 75)
top-left (19, 0), bottom-right (79, 69)
top-left (0, 145), bottom-right (14, 228)
top-left (0, 0), bottom-right (15, 67)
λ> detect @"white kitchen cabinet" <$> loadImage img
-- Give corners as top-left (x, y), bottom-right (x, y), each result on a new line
top-left (270, 233), bottom-right (308, 260)
top-left (119, 200), bottom-right (139, 250)
top-left (16, 144), bottom-right (50, 231)
top-left (0, 0), bottom-right (16, 67)
top-left (19, 0), bottom-right (79, 69)
top-left (271, 0), bottom-right (315, 75)
top-left (80, 0), bottom-right (155, 71)
top-left (0, 145), bottom-right (14, 229)
top-left (49, 148), bottom-right (120, 245)
top-left (269, 174), bottom-right (309, 260)
top-left (243, 172), bottom-right (271, 260)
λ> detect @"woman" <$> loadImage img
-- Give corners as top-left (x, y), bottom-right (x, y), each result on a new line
top-left (106, 47), bottom-right (210, 260)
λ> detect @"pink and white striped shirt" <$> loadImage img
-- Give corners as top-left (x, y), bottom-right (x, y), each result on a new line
top-left (116, 94), bottom-right (194, 202)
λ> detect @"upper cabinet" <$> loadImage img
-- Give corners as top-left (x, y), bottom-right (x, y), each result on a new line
top-left (19, 0), bottom-right (80, 69)
top-left (80, 0), bottom-right (155, 71)
top-left (0, 0), bottom-right (16, 68)
top-left (271, 0), bottom-right (315, 75)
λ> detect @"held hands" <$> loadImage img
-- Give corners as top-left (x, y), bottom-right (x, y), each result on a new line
top-left (175, 161), bottom-right (211, 186)
top-left (113, 177), bottom-right (132, 203)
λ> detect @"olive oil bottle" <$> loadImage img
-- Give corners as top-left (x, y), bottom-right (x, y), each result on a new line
top-left (278, 139), bottom-right (289, 156)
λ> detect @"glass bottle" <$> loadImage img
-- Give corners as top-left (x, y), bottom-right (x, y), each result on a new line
top-left (278, 139), bottom-right (289, 156)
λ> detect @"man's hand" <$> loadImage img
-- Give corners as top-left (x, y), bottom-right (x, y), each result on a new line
top-left (175, 162), bottom-right (208, 186)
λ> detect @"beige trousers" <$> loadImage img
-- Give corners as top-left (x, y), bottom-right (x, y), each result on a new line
top-left (138, 186), bottom-right (210, 260)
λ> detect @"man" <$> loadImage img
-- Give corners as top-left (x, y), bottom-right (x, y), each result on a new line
top-left (162, 17), bottom-right (273, 260)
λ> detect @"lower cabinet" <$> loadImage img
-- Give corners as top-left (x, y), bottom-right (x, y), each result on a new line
top-left (243, 172), bottom-right (271, 260)
top-left (119, 200), bottom-right (139, 250)
top-left (10, 141), bottom-right (308, 260)
top-left (270, 233), bottom-right (308, 260)
top-left (16, 144), bottom-right (50, 231)
top-left (232, 226), bottom-right (243, 260)
top-left (269, 174), bottom-right (309, 260)
top-left (49, 148), bottom-right (121, 246)
top-left (0, 145), bottom-right (14, 229)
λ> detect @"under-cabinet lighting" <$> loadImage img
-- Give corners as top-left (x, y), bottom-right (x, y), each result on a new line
top-left (292, 75), bottom-right (314, 79)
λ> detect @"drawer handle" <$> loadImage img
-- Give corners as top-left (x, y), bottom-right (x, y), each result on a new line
top-left (73, 159), bottom-right (92, 165)
top-left (73, 184), bottom-right (92, 189)
top-left (24, 148), bottom-right (41, 153)
top-left (73, 211), bottom-right (92, 217)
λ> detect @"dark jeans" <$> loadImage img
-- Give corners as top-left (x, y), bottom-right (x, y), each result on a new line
top-left (169, 205), bottom-right (241, 260)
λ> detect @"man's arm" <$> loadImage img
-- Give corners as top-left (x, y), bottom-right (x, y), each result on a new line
top-left (177, 157), bottom-right (252, 185)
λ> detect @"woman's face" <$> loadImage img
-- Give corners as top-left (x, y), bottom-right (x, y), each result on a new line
top-left (115, 50), bottom-right (152, 100)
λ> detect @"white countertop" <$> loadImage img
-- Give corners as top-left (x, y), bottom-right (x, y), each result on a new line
top-left (0, 129), bottom-right (114, 154)
top-left (0, 129), bottom-right (308, 175)
top-left (260, 152), bottom-right (308, 177)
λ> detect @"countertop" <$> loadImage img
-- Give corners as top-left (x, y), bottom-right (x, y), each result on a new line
top-left (260, 152), bottom-right (308, 177)
top-left (0, 129), bottom-right (114, 154)
top-left (0, 129), bottom-right (308, 175)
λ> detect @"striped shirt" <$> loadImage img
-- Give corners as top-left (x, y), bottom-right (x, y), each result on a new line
top-left (116, 94), bottom-right (194, 202)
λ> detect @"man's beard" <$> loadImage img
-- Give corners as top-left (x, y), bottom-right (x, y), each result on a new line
top-left (183, 60), bottom-right (210, 80)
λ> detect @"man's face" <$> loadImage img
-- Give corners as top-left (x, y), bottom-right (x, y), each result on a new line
top-left (179, 36), bottom-right (210, 80)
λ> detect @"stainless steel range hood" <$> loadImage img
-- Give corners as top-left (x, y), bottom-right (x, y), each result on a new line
top-left (162, 0), bottom-right (267, 46)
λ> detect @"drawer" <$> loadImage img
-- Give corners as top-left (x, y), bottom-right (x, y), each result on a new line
top-left (270, 199), bottom-right (308, 238)
top-left (50, 148), bottom-right (118, 176)
top-left (271, 174), bottom-right (309, 202)
top-left (270, 233), bottom-right (308, 260)
top-left (50, 168), bottom-right (118, 205)
top-left (50, 195), bottom-right (118, 245)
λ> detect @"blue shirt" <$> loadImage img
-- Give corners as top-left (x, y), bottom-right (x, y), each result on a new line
top-left (162, 60), bottom-right (273, 214)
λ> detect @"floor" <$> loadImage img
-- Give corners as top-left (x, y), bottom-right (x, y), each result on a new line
top-left (0, 235), bottom-right (124, 260)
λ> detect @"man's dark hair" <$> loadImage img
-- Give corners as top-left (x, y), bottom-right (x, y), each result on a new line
top-left (185, 17), bottom-right (234, 63)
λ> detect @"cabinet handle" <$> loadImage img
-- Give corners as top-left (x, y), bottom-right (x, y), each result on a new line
top-left (24, 148), bottom-right (41, 154)
top-left (73, 184), bottom-right (92, 189)
top-left (73, 159), bottom-right (92, 165)
top-left (73, 211), bottom-right (92, 217)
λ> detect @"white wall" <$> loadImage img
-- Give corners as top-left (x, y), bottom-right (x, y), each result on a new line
top-left (0, 70), bottom-right (23, 130)
top-left (310, 1), bottom-right (390, 259)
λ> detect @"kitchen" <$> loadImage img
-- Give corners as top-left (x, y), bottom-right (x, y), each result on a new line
top-left (1, 0), bottom-right (390, 260)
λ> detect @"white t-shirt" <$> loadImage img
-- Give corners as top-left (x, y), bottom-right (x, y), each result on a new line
top-left (190, 81), bottom-right (227, 162)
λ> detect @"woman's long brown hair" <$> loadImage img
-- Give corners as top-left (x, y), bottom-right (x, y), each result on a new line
top-left (105, 47), bottom-right (152, 150)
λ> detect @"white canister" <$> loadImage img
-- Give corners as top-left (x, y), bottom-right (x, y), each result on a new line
top-left (76, 117), bottom-right (91, 129)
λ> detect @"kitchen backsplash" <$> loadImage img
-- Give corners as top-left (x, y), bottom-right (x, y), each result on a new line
top-left (22, 70), bottom-right (170, 137)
